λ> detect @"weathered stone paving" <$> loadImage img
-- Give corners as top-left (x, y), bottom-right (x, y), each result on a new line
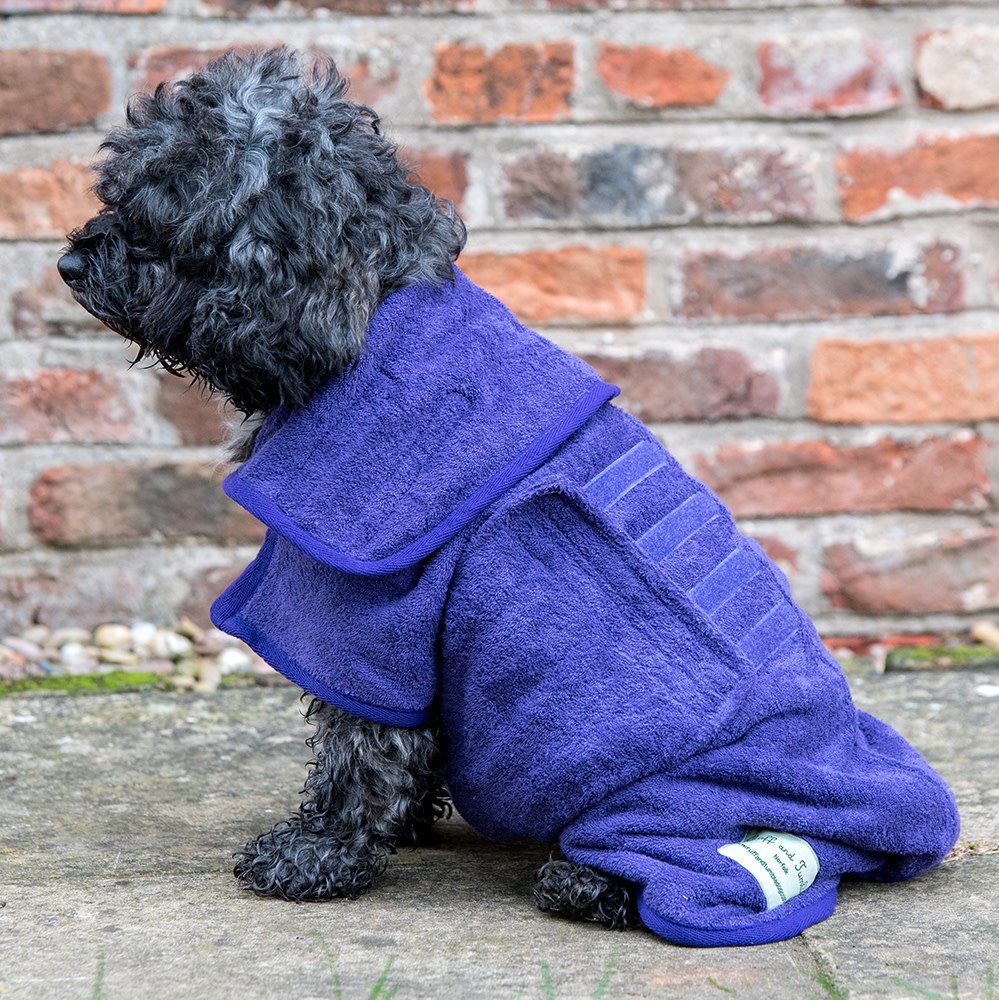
top-left (1, 670), bottom-right (996, 999)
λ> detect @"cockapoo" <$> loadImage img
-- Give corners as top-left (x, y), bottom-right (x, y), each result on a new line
top-left (60, 48), bottom-right (958, 946)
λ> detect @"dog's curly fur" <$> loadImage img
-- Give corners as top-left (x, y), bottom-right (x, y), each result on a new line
top-left (66, 47), bottom-right (464, 416)
top-left (61, 46), bottom-right (636, 929)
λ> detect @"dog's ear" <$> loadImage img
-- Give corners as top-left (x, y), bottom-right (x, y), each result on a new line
top-left (176, 51), bottom-right (464, 413)
top-left (186, 215), bottom-right (378, 414)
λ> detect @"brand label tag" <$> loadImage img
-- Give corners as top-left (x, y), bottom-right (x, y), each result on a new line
top-left (718, 829), bottom-right (820, 910)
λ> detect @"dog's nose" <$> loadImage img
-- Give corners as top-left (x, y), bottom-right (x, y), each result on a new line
top-left (57, 251), bottom-right (85, 285)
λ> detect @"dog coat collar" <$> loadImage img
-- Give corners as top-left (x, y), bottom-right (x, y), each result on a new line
top-left (219, 267), bottom-right (618, 576)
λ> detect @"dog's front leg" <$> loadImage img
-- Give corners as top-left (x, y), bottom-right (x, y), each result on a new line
top-left (234, 698), bottom-right (447, 901)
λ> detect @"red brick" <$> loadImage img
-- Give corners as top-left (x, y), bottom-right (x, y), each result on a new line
top-left (402, 148), bottom-right (469, 210)
top-left (582, 348), bottom-right (778, 421)
top-left (758, 36), bottom-right (900, 115)
top-left (504, 151), bottom-right (580, 220)
top-left (11, 267), bottom-right (110, 339)
top-left (29, 463), bottom-right (264, 547)
top-left (823, 529), bottom-right (999, 614)
top-left (427, 42), bottom-right (573, 124)
top-left (809, 333), bottom-right (999, 423)
top-left (0, 371), bottom-right (139, 445)
top-left (156, 376), bottom-right (229, 446)
top-left (680, 241), bottom-right (962, 323)
top-left (0, 0), bottom-right (162, 11)
top-left (130, 45), bottom-right (267, 91)
top-left (675, 146), bottom-right (816, 223)
top-left (0, 161), bottom-right (99, 241)
top-left (696, 435), bottom-right (988, 517)
top-left (177, 563), bottom-right (245, 626)
top-left (0, 51), bottom-right (110, 137)
top-left (597, 44), bottom-right (729, 108)
top-left (331, 49), bottom-right (400, 109)
top-left (504, 144), bottom-right (816, 225)
top-left (130, 45), bottom-right (399, 107)
top-left (460, 247), bottom-right (645, 325)
top-left (0, 556), bottom-right (247, 634)
top-left (837, 134), bottom-right (999, 221)
top-left (0, 563), bottom-right (140, 635)
top-left (917, 28), bottom-right (999, 111)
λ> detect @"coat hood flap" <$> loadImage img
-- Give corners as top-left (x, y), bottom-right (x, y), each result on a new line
top-left (222, 269), bottom-right (618, 576)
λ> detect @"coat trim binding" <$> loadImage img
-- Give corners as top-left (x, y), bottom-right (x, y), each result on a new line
top-left (221, 381), bottom-right (620, 577)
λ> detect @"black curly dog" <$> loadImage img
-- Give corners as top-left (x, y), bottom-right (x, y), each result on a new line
top-left (59, 48), bottom-right (639, 929)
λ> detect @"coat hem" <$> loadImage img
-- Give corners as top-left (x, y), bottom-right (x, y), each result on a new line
top-left (210, 533), bottom-right (431, 727)
top-left (636, 886), bottom-right (838, 947)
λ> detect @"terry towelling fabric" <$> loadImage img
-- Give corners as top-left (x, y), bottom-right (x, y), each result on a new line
top-left (212, 268), bottom-right (960, 946)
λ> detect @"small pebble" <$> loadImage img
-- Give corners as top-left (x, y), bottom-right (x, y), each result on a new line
top-left (21, 625), bottom-right (51, 646)
top-left (98, 648), bottom-right (140, 667)
top-left (175, 659), bottom-right (200, 679)
top-left (194, 633), bottom-right (226, 656)
top-left (51, 628), bottom-right (90, 648)
top-left (1, 618), bottom-right (268, 689)
top-left (0, 646), bottom-right (28, 681)
top-left (195, 660), bottom-right (222, 692)
top-left (971, 620), bottom-right (999, 647)
top-left (64, 658), bottom-right (99, 677)
top-left (143, 659), bottom-right (176, 677)
top-left (175, 617), bottom-right (204, 642)
top-left (218, 647), bottom-right (252, 674)
top-left (59, 641), bottom-right (92, 668)
top-left (130, 622), bottom-right (160, 658)
top-left (2, 637), bottom-right (43, 661)
top-left (162, 632), bottom-right (194, 660)
top-left (93, 624), bottom-right (133, 651)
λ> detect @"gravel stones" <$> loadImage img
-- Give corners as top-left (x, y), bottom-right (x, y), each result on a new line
top-left (0, 619), bottom-right (273, 691)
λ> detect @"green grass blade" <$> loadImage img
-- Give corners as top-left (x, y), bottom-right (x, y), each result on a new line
top-left (309, 929), bottom-right (343, 1000)
top-left (368, 956), bottom-right (397, 1000)
top-left (592, 948), bottom-right (620, 1000)
top-left (813, 967), bottom-right (847, 1000)
top-left (890, 977), bottom-right (953, 1000)
top-left (540, 961), bottom-right (556, 1000)
top-left (707, 977), bottom-right (737, 994)
top-left (90, 952), bottom-right (107, 1000)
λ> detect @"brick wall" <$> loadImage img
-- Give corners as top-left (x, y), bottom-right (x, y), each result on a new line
top-left (1, 1), bottom-right (998, 645)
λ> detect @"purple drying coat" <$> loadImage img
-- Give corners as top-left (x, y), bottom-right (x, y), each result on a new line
top-left (212, 268), bottom-right (959, 947)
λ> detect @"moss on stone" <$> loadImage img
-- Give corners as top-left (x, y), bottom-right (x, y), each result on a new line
top-left (217, 672), bottom-right (269, 689)
top-left (885, 645), bottom-right (999, 672)
top-left (0, 671), bottom-right (170, 697)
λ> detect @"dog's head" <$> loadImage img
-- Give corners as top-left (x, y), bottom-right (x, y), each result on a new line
top-left (59, 47), bottom-right (466, 414)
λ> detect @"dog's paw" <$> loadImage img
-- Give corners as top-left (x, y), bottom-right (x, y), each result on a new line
top-left (533, 859), bottom-right (640, 930)
top-left (233, 818), bottom-right (388, 902)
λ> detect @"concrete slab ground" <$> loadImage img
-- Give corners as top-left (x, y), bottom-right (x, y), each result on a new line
top-left (1, 670), bottom-right (997, 1000)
